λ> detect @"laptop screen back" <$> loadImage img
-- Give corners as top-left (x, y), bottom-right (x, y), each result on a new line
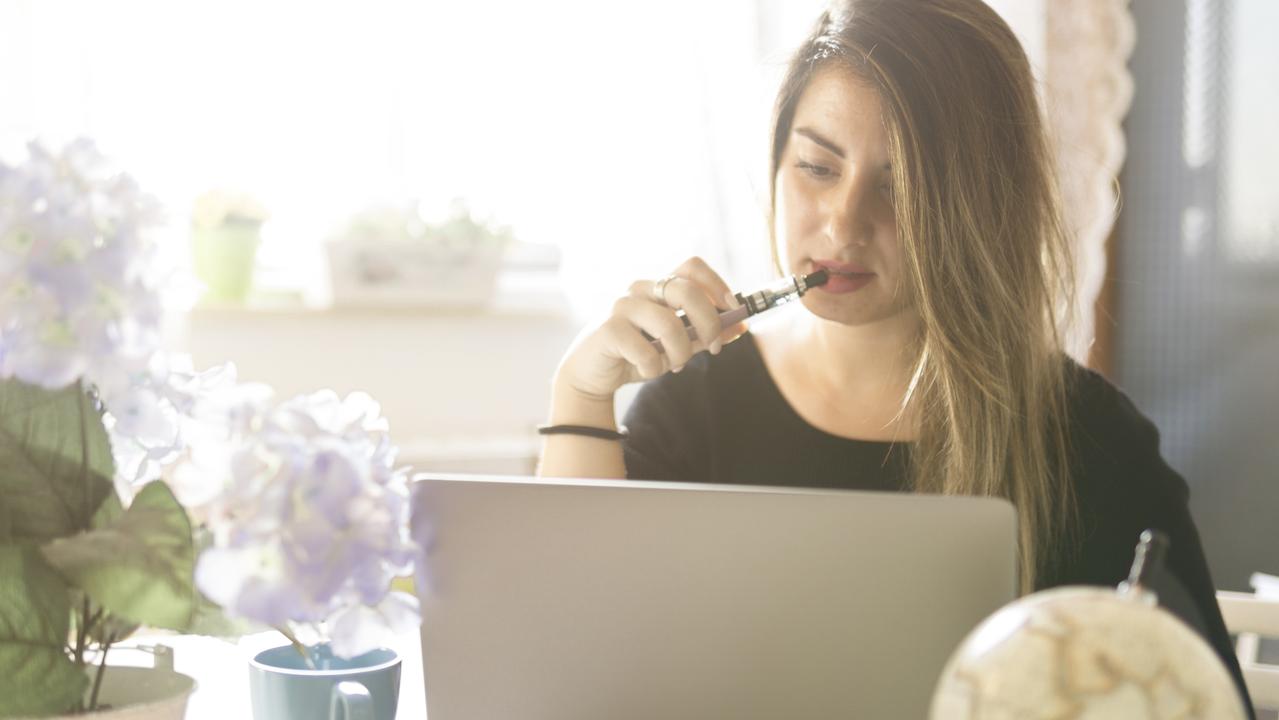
top-left (414, 474), bottom-right (1016, 719)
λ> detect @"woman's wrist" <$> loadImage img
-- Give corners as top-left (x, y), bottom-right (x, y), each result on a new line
top-left (548, 377), bottom-right (618, 430)
top-left (537, 424), bottom-right (628, 441)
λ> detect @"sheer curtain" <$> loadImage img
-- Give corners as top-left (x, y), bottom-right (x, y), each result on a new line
top-left (987, 0), bottom-right (1137, 363)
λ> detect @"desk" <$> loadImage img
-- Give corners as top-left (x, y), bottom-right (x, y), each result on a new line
top-left (111, 632), bottom-right (427, 718)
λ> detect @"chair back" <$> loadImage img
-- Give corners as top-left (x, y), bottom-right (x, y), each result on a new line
top-left (1218, 582), bottom-right (1279, 710)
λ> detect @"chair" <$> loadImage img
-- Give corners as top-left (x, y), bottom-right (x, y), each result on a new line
top-left (1218, 576), bottom-right (1279, 710)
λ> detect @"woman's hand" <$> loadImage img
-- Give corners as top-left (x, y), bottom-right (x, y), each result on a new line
top-left (553, 257), bottom-right (749, 402)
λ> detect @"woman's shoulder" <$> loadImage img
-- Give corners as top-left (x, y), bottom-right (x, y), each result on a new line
top-left (1062, 358), bottom-right (1138, 433)
top-left (1060, 356), bottom-right (1189, 503)
top-left (1062, 358), bottom-right (1152, 445)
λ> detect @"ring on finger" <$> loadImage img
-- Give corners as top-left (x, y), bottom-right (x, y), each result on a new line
top-left (651, 274), bottom-right (677, 305)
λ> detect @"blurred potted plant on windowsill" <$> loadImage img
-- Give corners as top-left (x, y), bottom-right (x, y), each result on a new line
top-left (326, 198), bottom-right (513, 308)
top-left (190, 189), bottom-right (270, 305)
top-left (0, 140), bottom-right (425, 718)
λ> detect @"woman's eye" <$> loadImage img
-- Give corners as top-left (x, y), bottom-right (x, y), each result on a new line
top-left (796, 160), bottom-right (833, 178)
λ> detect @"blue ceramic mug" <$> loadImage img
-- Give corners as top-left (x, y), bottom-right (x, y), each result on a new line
top-left (249, 643), bottom-right (401, 720)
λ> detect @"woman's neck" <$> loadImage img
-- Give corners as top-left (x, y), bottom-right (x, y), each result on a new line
top-left (795, 311), bottom-right (920, 399)
top-left (757, 309), bottom-right (923, 441)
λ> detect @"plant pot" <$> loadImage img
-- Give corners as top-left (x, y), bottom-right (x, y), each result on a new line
top-left (28, 666), bottom-right (196, 720)
top-left (326, 238), bottom-right (504, 308)
top-left (192, 220), bottom-right (263, 304)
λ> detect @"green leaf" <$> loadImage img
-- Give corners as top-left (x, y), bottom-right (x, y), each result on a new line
top-left (183, 592), bottom-right (256, 639)
top-left (91, 491), bottom-right (125, 530)
top-left (0, 544), bottom-right (88, 717)
top-left (40, 481), bottom-right (196, 631)
top-left (87, 612), bottom-right (141, 648)
top-left (0, 379), bottom-right (115, 543)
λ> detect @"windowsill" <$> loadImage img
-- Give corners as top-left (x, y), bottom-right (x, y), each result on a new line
top-left (169, 271), bottom-right (582, 458)
top-left (188, 269), bottom-right (574, 320)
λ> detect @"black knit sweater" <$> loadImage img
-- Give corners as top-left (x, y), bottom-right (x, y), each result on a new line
top-left (622, 332), bottom-right (1253, 716)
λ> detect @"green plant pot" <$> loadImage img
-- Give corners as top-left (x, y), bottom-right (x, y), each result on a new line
top-left (192, 221), bottom-right (262, 304)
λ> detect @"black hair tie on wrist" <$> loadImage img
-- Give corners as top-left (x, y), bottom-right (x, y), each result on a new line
top-left (537, 424), bottom-right (629, 441)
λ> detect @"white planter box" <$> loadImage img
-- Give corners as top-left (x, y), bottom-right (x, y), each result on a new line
top-left (326, 239), bottom-right (504, 308)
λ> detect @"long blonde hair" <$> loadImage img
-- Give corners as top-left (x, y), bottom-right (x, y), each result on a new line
top-left (770, 0), bottom-right (1078, 593)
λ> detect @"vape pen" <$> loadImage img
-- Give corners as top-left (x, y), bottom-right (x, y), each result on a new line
top-left (645, 269), bottom-right (829, 353)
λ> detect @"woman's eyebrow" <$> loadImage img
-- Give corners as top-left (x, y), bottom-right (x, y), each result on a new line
top-left (794, 127), bottom-right (845, 158)
top-left (793, 127), bottom-right (892, 171)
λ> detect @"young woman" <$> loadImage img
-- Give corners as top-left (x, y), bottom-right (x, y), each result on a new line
top-left (538, 0), bottom-right (1251, 711)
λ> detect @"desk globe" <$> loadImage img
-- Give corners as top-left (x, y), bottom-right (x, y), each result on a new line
top-left (930, 531), bottom-right (1247, 719)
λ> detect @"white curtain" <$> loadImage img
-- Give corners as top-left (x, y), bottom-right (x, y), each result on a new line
top-left (988, 0), bottom-right (1136, 363)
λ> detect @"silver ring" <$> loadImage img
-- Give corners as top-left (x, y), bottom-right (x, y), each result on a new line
top-left (651, 274), bottom-right (676, 305)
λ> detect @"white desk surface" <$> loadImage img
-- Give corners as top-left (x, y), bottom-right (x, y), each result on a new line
top-left (110, 631), bottom-right (427, 719)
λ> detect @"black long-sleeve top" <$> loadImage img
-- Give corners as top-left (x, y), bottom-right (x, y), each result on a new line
top-left (622, 332), bottom-right (1253, 716)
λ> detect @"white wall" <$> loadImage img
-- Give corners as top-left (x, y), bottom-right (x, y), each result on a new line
top-left (170, 282), bottom-right (580, 475)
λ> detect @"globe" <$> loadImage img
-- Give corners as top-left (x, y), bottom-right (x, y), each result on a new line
top-left (931, 567), bottom-right (1247, 719)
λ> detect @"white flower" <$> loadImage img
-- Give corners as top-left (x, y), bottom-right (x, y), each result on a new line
top-left (192, 390), bottom-right (423, 655)
top-left (326, 592), bottom-right (421, 659)
top-left (0, 137), bottom-right (229, 512)
top-left (102, 356), bottom-right (243, 508)
top-left (1, 137), bottom-right (425, 658)
top-left (0, 138), bottom-right (169, 392)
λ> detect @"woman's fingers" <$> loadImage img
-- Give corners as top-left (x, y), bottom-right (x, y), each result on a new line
top-left (628, 257), bottom-right (735, 355)
top-left (601, 316), bottom-right (669, 380)
top-left (673, 257), bottom-right (736, 312)
top-left (611, 295), bottom-right (697, 370)
top-left (717, 291), bottom-right (749, 346)
top-left (671, 257), bottom-right (741, 353)
top-left (650, 276), bottom-right (724, 355)
top-left (555, 257), bottom-right (743, 400)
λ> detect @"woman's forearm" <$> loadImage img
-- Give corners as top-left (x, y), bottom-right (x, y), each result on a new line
top-left (536, 381), bottom-right (627, 479)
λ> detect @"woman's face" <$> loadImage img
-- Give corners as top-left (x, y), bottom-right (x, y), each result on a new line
top-left (776, 65), bottom-right (912, 327)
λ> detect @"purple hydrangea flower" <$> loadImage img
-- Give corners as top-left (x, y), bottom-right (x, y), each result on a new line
top-left (193, 390), bottom-right (423, 657)
top-left (2, 138), bottom-right (425, 658)
top-left (0, 138), bottom-right (234, 508)
top-left (0, 138), bottom-right (166, 391)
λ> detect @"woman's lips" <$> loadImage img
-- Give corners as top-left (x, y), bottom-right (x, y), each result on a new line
top-left (821, 273), bottom-right (874, 293)
top-left (811, 260), bottom-right (874, 294)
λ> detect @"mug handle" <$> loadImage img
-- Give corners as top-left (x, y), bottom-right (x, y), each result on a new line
top-left (329, 680), bottom-right (375, 720)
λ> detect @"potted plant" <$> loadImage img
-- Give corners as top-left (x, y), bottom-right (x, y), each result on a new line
top-left (0, 138), bottom-right (202, 717)
top-left (326, 198), bottom-right (513, 308)
top-left (190, 188), bottom-right (270, 305)
top-left (0, 140), bottom-right (425, 718)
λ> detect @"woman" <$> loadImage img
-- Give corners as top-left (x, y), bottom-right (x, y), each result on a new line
top-left (538, 0), bottom-right (1251, 711)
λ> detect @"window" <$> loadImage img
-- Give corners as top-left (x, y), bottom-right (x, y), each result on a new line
top-left (1220, 0), bottom-right (1279, 263)
top-left (0, 0), bottom-right (829, 314)
top-left (1120, 0), bottom-right (1279, 590)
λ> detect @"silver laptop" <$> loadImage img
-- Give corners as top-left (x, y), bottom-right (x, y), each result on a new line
top-left (414, 474), bottom-right (1016, 719)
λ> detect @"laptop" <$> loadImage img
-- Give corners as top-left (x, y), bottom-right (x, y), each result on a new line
top-left (413, 474), bottom-right (1016, 719)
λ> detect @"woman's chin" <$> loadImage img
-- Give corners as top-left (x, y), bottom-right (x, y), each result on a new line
top-left (800, 294), bottom-right (914, 328)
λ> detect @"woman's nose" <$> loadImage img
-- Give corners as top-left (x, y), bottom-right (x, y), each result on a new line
top-left (824, 181), bottom-right (874, 248)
